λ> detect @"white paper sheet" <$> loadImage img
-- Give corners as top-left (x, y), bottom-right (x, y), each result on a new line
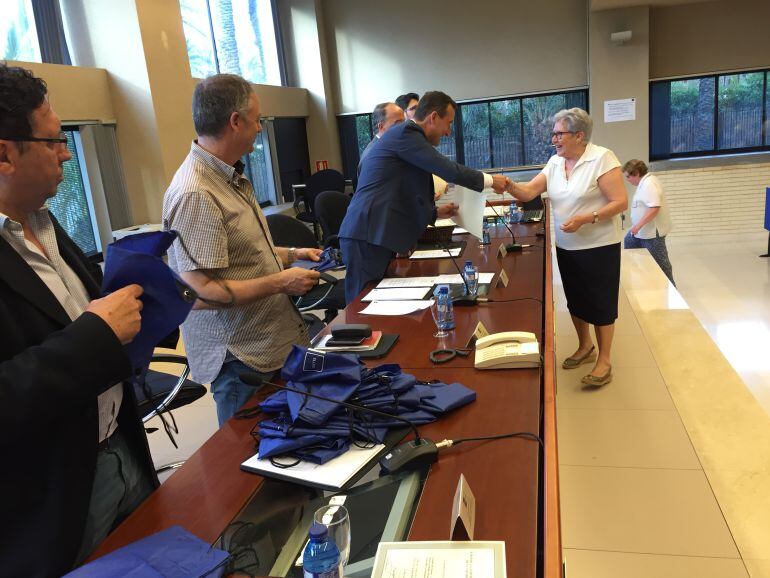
top-left (241, 444), bottom-right (385, 491)
top-left (376, 277), bottom-right (437, 289)
top-left (484, 205), bottom-right (506, 218)
top-left (410, 248), bottom-right (461, 260)
top-left (435, 273), bottom-right (495, 285)
top-left (374, 544), bottom-right (502, 578)
top-left (450, 185), bottom-right (486, 239)
top-left (362, 287), bottom-right (430, 302)
top-left (359, 300), bottom-right (432, 315)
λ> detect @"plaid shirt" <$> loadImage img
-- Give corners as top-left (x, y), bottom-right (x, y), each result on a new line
top-left (163, 142), bottom-right (308, 383)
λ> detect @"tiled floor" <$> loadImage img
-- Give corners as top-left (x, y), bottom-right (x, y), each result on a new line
top-left (557, 237), bottom-right (770, 578)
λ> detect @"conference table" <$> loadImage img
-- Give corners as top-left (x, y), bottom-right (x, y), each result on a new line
top-left (91, 205), bottom-right (561, 578)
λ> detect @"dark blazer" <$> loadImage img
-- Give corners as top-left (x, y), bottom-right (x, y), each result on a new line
top-left (0, 218), bottom-right (156, 578)
top-left (340, 120), bottom-right (485, 254)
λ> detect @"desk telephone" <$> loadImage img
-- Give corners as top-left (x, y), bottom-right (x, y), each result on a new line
top-left (474, 331), bottom-right (540, 369)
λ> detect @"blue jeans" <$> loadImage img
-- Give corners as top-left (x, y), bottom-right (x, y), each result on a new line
top-left (75, 429), bottom-right (153, 565)
top-left (624, 230), bottom-right (675, 286)
top-left (211, 358), bottom-right (274, 426)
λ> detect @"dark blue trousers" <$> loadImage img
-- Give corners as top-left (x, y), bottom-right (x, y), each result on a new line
top-left (339, 238), bottom-right (395, 303)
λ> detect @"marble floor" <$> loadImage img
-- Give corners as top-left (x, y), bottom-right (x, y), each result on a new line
top-left (558, 235), bottom-right (770, 578)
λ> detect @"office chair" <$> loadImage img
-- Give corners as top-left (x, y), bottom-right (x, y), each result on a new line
top-left (314, 190), bottom-right (351, 248)
top-left (294, 169), bottom-right (345, 240)
top-left (265, 214), bottom-right (346, 334)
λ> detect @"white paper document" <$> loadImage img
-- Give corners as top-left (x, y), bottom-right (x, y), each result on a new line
top-left (604, 97), bottom-right (636, 123)
top-left (376, 277), bottom-right (437, 289)
top-left (484, 205), bottom-right (505, 218)
top-left (435, 273), bottom-right (495, 285)
top-left (241, 444), bottom-right (385, 491)
top-left (362, 287), bottom-right (430, 302)
top-left (359, 300), bottom-right (432, 316)
top-left (372, 542), bottom-right (506, 578)
top-left (450, 185), bottom-right (487, 239)
top-left (410, 248), bottom-right (461, 260)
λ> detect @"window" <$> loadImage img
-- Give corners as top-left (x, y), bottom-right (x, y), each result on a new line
top-left (241, 121), bottom-right (278, 206)
top-left (651, 69), bottom-right (770, 160)
top-left (48, 130), bottom-right (99, 256)
top-left (180, 0), bottom-right (283, 85)
top-left (355, 115), bottom-right (373, 155)
top-left (0, 0), bottom-right (41, 62)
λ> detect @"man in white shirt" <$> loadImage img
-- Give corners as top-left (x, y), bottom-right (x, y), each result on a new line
top-left (622, 159), bottom-right (675, 285)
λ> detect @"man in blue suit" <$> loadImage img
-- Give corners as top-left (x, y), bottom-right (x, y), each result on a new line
top-left (339, 91), bottom-right (509, 302)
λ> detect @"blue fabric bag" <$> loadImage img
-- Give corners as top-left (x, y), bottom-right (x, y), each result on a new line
top-left (102, 231), bottom-right (196, 378)
top-left (419, 381), bottom-right (477, 414)
top-left (281, 346), bottom-right (362, 425)
top-left (63, 525), bottom-right (228, 577)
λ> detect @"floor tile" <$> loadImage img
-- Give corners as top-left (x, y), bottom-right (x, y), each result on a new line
top-left (563, 549), bottom-right (749, 578)
top-left (705, 469), bottom-right (770, 561)
top-left (557, 408), bottom-right (700, 469)
top-left (556, 365), bottom-right (675, 411)
top-left (746, 559), bottom-right (770, 578)
top-left (560, 465), bottom-right (739, 557)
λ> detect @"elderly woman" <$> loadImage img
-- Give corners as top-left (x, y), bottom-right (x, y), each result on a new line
top-left (622, 159), bottom-right (675, 285)
top-left (508, 108), bottom-right (627, 386)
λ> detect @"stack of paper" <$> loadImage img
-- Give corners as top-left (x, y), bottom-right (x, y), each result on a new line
top-left (362, 287), bottom-right (431, 302)
top-left (359, 300), bottom-right (433, 316)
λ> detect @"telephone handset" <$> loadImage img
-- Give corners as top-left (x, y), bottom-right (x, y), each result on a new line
top-left (474, 331), bottom-right (540, 369)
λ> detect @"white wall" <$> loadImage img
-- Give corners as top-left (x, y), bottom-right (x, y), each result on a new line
top-left (320, 0), bottom-right (589, 113)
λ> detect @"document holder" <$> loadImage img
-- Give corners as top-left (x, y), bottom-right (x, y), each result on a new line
top-left (356, 334), bottom-right (399, 359)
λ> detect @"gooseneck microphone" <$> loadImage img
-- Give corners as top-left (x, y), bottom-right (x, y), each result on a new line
top-left (239, 373), bottom-right (439, 474)
top-left (485, 202), bottom-right (522, 252)
top-left (439, 241), bottom-right (477, 306)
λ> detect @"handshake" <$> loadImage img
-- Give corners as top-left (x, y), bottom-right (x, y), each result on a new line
top-left (490, 174), bottom-right (518, 196)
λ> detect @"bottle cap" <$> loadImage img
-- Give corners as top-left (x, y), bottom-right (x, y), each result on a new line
top-left (464, 260), bottom-right (472, 267)
top-left (309, 522), bottom-right (328, 541)
top-left (438, 284), bottom-right (449, 294)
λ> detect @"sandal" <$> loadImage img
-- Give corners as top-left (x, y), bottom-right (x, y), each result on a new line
top-left (581, 366), bottom-right (612, 386)
top-left (562, 346), bottom-right (596, 369)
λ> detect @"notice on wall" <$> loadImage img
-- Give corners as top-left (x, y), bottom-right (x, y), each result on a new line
top-left (604, 98), bottom-right (636, 123)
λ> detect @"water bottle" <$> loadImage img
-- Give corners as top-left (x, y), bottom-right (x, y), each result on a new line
top-left (508, 201), bottom-right (522, 224)
top-left (433, 284), bottom-right (455, 330)
top-left (303, 523), bottom-right (341, 578)
top-left (463, 260), bottom-right (478, 296)
top-left (481, 219), bottom-right (491, 245)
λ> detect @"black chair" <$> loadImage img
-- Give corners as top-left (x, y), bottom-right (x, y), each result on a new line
top-left (265, 214), bottom-right (346, 333)
top-left (294, 169), bottom-right (345, 240)
top-left (265, 214), bottom-right (319, 248)
top-left (314, 190), bottom-right (351, 248)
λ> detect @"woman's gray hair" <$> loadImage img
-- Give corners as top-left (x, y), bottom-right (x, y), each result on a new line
top-left (193, 74), bottom-right (254, 137)
top-left (553, 108), bottom-right (593, 142)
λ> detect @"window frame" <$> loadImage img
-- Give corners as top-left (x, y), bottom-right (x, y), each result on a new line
top-left (650, 68), bottom-right (770, 161)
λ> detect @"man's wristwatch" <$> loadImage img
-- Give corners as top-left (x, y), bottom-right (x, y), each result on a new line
top-left (592, 211), bottom-right (599, 224)
top-left (288, 247), bottom-right (297, 263)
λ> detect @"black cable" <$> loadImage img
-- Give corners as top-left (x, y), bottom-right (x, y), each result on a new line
top-left (482, 296), bottom-right (544, 305)
top-left (449, 431), bottom-right (543, 449)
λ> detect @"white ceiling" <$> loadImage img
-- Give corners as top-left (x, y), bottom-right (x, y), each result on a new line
top-left (591, 0), bottom-right (718, 11)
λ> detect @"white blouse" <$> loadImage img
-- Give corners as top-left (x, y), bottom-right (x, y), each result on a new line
top-left (541, 142), bottom-right (622, 250)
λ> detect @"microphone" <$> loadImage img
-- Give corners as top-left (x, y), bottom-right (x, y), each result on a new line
top-left (486, 202), bottom-right (522, 252)
top-left (239, 373), bottom-right (439, 474)
top-left (439, 241), bottom-right (477, 306)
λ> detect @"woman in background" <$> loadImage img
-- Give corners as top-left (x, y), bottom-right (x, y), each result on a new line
top-left (622, 159), bottom-right (675, 285)
top-left (508, 108), bottom-right (627, 386)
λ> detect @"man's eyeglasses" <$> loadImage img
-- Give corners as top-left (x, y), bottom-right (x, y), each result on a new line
top-left (550, 131), bottom-right (575, 140)
top-left (0, 132), bottom-right (69, 147)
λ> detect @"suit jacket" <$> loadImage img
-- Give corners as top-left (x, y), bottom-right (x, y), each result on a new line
top-left (340, 121), bottom-right (484, 253)
top-left (0, 218), bottom-right (156, 578)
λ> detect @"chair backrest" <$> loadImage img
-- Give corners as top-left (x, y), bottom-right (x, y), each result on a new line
top-left (314, 190), bottom-right (351, 243)
top-left (306, 169), bottom-right (345, 196)
top-left (265, 214), bottom-right (319, 248)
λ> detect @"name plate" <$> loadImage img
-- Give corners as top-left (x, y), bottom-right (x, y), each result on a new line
top-left (497, 243), bottom-right (508, 259)
top-left (450, 474), bottom-right (476, 541)
top-left (467, 321), bottom-right (490, 348)
top-left (496, 269), bottom-right (509, 288)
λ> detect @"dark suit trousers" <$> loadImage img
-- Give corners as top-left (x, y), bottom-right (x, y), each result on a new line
top-left (340, 238), bottom-right (395, 303)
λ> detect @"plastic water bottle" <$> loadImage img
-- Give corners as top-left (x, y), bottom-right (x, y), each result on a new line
top-left (508, 201), bottom-right (522, 224)
top-left (481, 219), bottom-right (491, 245)
top-left (463, 260), bottom-right (478, 296)
top-left (303, 523), bottom-right (341, 578)
top-left (434, 284), bottom-right (455, 330)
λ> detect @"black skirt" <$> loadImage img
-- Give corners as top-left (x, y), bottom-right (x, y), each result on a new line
top-left (556, 243), bottom-right (620, 326)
